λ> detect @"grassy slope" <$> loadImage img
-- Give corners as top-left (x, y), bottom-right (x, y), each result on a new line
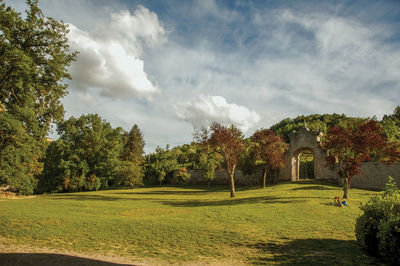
top-left (0, 181), bottom-right (379, 265)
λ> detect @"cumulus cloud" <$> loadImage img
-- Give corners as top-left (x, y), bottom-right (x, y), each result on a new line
top-left (174, 95), bottom-right (261, 132)
top-left (68, 5), bottom-right (166, 99)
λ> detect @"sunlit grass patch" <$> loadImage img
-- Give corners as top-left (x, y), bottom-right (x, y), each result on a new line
top-left (0, 181), bottom-right (380, 264)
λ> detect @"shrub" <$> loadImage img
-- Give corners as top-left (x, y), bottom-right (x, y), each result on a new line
top-left (117, 161), bottom-right (144, 188)
top-left (176, 167), bottom-right (191, 184)
top-left (377, 215), bottom-right (400, 264)
top-left (84, 174), bottom-right (101, 191)
top-left (355, 176), bottom-right (400, 264)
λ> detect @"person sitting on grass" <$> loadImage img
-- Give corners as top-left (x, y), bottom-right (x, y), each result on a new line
top-left (341, 198), bottom-right (349, 206)
top-left (333, 196), bottom-right (343, 207)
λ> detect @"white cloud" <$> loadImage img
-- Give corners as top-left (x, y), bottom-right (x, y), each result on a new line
top-left (67, 5), bottom-right (166, 99)
top-left (174, 95), bottom-right (261, 132)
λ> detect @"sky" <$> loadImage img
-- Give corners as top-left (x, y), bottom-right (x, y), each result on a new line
top-left (5, 0), bottom-right (400, 153)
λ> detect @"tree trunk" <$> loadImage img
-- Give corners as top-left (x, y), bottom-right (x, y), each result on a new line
top-left (262, 168), bottom-right (267, 188)
top-left (229, 173), bottom-right (236, 197)
top-left (229, 165), bottom-right (236, 198)
top-left (343, 177), bottom-right (349, 199)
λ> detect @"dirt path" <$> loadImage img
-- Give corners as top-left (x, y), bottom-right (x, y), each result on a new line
top-left (0, 242), bottom-right (145, 266)
top-left (0, 242), bottom-right (244, 266)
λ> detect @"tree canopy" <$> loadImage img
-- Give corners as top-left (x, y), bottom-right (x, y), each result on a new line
top-left (322, 120), bottom-right (400, 198)
top-left (251, 129), bottom-right (288, 188)
top-left (40, 114), bottom-right (125, 192)
top-left (270, 113), bottom-right (366, 142)
top-left (0, 0), bottom-right (76, 194)
top-left (195, 122), bottom-right (244, 197)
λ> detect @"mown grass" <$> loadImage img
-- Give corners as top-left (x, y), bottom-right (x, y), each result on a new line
top-left (0, 181), bottom-right (380, 265)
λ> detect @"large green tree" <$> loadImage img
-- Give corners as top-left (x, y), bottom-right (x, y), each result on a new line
top-left (40, 114), bottom-right (124, 192)
top-left (121, 124), bottom-right (145, 163)
top-left (0, 0), bottom-right (76, 194)
top-left (118, 124), bottom-right (145, 188)
top-left (145, 145), bottom-right (179, 185)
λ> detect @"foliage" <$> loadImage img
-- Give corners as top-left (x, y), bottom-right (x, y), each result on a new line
top-left (0, 0), bottom-right (76, 194)
top-left (250, 129), bottom-right (288, 187)
top-left (176, 167), bottom-right (191, 184)
top-left (322, 120), bottom-right (400, 198)
top-left (118, 124), bottom-right (145, 187)
top-left (40, 114), bottom-right (124, 192)
top-left (145, 145), bottom-right (179, 185)
top-left (116, 161), bottom-right (144, 188)
top-left (355, 177), bottom-right (400, 264)
top-left (381, 105), bottom-right (400, 145)
top-left (121, 124), bottom-right (145, 164)
top-left (0, 112), bottom-right (41, 194)
top-left (172, 143), bottom-right (209, 170)
top-left (195, 122), bottom-right (244, 197)
top-left (237, 138), bottom-right (257, 176)
top-left (270, 113), bottom-right (365, 142)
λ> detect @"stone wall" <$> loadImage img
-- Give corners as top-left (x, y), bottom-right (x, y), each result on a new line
top-left (170, 168), bottom-right (264, 186)
top-left (168, 162), bottom-right (400, 190)
top-left (351, 162), bottom-right (400, 190)
top-left (168, 127), bottom-right (400, 190)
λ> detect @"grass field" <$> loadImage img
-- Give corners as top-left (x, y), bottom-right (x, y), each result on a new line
top-left (0, 181), bottom-right (381, 265)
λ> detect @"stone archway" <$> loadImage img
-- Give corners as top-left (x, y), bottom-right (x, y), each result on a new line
top-left (293, 148), bottom-right (315, 180)
top-left (278, 127), bottom-right (337, 181)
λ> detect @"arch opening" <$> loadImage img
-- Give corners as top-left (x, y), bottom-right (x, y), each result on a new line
top-left (291, 148), bottom-right (315, 181)
top-left (298, 150), bottom-right (314, 179)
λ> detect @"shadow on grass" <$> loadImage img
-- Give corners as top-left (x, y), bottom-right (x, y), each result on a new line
top-left (115, 190), bottom-right (214, 196)
top-left (291, 185), bottom-right (338, 191)
top-left (246, 239), bottom-right (379, 265)
top-left (159, 195), bottom-right (324, 207)
top-left (0, 253), bottom-right (133, 266)
top-left (49, 194), bottom-right (159, 202)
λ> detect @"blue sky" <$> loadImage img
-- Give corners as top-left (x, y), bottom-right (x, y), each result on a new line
top-left (5, 0), bottom-right (400, 153)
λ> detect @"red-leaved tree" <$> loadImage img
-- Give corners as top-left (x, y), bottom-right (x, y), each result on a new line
top-left (251, 129), bottom-right (288, 188)
top-left (195, 122), bottom-right (244, 198)
top-left (322, 120), bottom-right (400, 198)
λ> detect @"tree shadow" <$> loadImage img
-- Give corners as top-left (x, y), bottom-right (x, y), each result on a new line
top-left (292, 185), bottom-right (338, 191)
top-left (0, 253), bottom-right (134, 266)
top-left (48, 194), bottom-right (159, 202)
top-left (115, 190), bottom-right (213, 196)
top-left (159, 195), bottom-right (324, 207)
top-left (245, 239), bottom-right (380, 265)
top-left (114, 185), bottom-right (260, 196)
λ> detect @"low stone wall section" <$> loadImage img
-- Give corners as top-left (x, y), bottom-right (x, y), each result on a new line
top-left (351, 162), bottom-right (400, 190)
top-left (170, 161), bottom-right (400, 190)
top-left (170, 168), bottom-right (264, 186)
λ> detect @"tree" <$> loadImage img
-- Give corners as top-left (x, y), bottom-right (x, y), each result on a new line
top-left (40, 114), bottom-right (124, 192)
top-left (176, 167), bottom-right (191, 184)
top-left (270, 113), bottom-right (365, 142)
top-left (145, 145), bottom-right (179, 185)
top-left (322, 120), bottom-right (400, 198)
top-left (195, 122), bottom-right (244, 198)
top-left (117, 124), bottom-right (145, 187)
top-left (121, 124), bottom-right (145, 164)
top-left (251, 129), bottom-right (288, 188)
top-left (381, 105), bottom-right (400, 145)
top-left (0, 0), bottom-right (76, 194)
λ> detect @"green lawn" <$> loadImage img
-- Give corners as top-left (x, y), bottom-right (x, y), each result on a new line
top-left (0, 181), bottom-right (380, 265)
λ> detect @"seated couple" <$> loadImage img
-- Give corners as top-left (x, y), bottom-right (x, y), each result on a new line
top-left (333, 196), bottom-right (348, 207)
